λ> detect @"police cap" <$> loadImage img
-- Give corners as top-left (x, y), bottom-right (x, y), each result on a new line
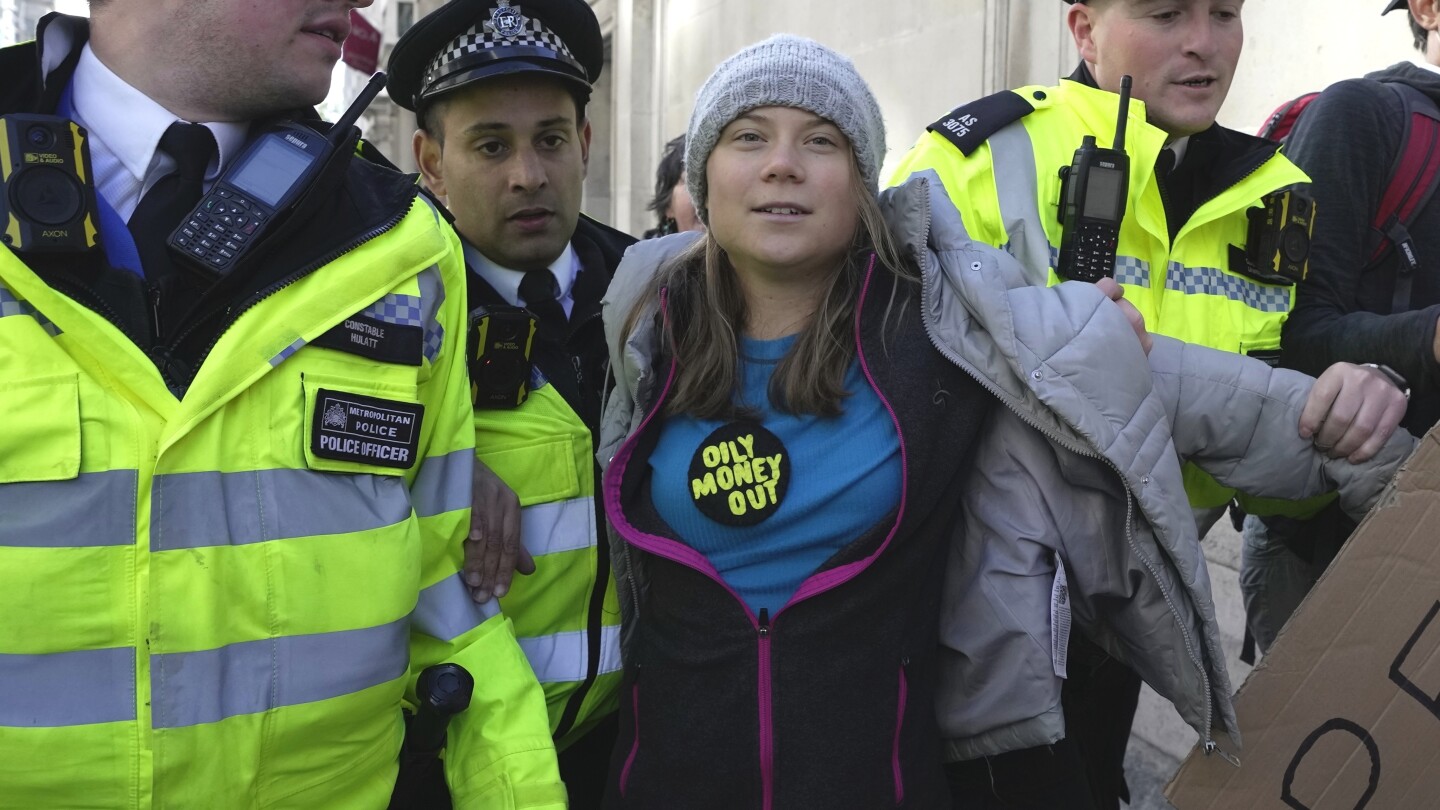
top-left (386, 0), bottom-right (603, 112)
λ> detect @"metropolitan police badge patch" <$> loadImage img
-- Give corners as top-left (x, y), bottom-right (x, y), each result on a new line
top-left (311, 389), bottom-right (424, 470)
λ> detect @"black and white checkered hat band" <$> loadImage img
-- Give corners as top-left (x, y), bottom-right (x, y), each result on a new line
top-left (425, 19), bottom-right (576, 87)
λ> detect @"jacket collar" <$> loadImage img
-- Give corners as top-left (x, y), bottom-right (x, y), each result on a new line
top-left (1063, 61), bottom-right (1283, 221)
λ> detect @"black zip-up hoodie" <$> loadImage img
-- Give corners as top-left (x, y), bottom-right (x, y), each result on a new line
top-left (600, 258), bottom-right (992, 809)
top-left (1280, 61), bottom-right (1440, 436)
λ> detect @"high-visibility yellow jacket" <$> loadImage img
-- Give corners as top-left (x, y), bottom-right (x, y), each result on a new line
top-left (891, 78), bottom-right (1325, 516)
top-left (0, 196), bottom-right (565, 808)
top-left (467, 219), bottom-right (630, 751)
top-left (477, 383), bottom-right (622, 750)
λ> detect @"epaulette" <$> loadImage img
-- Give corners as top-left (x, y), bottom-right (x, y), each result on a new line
top-left (927, 90), bottom-right (1039, 156)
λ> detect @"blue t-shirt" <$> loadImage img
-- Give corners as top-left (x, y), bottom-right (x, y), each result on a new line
top-left (649, 333), bottom-right (902, 617)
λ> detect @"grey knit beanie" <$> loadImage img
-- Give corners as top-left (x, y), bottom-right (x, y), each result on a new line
top-left (685, 34), bottom-right (886, 225)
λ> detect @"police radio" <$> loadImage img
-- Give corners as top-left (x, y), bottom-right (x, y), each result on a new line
top-left (0, 115), bottom-right (100, 253)
top-left (469, 305), bottom-right (537, 409)
top-left (1057, 75), bottom-right (1133, 282)
top-left (167, 72), bottom-right (387, 276)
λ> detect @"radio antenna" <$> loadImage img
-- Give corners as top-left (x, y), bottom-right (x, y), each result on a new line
top-left (329, 71), bottom-right (387, 147)
top-left (1113, 74), bottom-right (1133, 153)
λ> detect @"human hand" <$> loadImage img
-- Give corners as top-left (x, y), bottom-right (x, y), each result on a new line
top-left (464, 457), bottom-right (535, 602)
top-left (1299, 362), bottom-right (1408, 463)
top-left (1095, 277), bottom-right (1152, 356)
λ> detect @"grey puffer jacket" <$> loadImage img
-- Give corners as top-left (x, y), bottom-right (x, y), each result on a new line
top-left (598, 172), bottom-right (1416, 764)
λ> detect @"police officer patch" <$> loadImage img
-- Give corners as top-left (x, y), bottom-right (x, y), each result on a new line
top-left (687, 422), bottom-right (789, 527)
top-left (311, 388), bottom-right (425, 469)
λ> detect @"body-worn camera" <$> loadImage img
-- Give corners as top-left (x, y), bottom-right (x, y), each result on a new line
top-left (468, 305), bottom-right (537, 409)
top-left (0, 115), bottom-right (99, 253)
top-left (1240, 188), bottom-right (1315, 285)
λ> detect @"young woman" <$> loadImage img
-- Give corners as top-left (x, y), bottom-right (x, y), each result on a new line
top-left (595, 36), bottom-right (1413, 810)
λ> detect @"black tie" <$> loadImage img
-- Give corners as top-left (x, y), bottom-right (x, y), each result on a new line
top-left (129, 122), bottom-right (217, 280)
top-left (1155, 147), bottom-right (1176, 180)
top-left (519, 269), bottom-right (567, 343)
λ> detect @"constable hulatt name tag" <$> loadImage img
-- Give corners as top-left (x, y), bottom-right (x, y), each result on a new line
top-left (311, 388), bottom-right (424, 469)
top-left (313, 314), bottom-right (424, 366)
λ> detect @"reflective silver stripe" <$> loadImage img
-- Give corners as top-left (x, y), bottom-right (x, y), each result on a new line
top-left (1165, 261), bottom-right (1291, 313)
top-left (0, 647), bottom-right (136, 727)
top-left (988, 123), bottom-right (1055, 287)
top-left (412, 448), bottom-right (472, 519)
top-left (417, 265), bottom-right (446, 364)
top-left (517, 625), bottom-right (622, 685)
top-left (0, 470), bottom-right (137, 548)
top-left (0, 284), bottom-right (61, 336)
top-left (520, 496), bottom-right (596, 557)
top-left (413, 574), bottom-right (501, 642)
top-left (150, 618), bottom-right (409, 729)
top-left (416, 264), bottom-right (445, 327)
top-left (269, 337), bottom-right (306, 367)
top-left (150, 468), bottom-right (411, 551)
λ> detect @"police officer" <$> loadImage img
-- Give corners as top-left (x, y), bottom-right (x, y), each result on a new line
top-left (891, 1), bottom-right (1410, 807)
top-left (388, 2), bottom-right (635, 805)
top-left (0, 2), bottom-right (563, 807)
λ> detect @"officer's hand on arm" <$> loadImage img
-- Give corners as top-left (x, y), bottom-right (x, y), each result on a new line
top-left (465, 458), bottom-right (535, 603)
top-left (1299, 362), bottom-right (1409, 463)
top-left (1096, 277), bottom-right (1153, 356)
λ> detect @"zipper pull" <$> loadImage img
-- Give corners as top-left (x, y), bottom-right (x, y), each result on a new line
top-left (572, 355), bottom-right (585, 386)
top-left (1204, 739), bottom-right (1241, 768)
top-left (149, 284), bottom-right (163, 342)
top-left (757, 608), bottom-right (770, 637)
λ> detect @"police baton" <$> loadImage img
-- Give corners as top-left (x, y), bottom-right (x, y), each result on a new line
top-left (388, 663), bottom-right (474, 810)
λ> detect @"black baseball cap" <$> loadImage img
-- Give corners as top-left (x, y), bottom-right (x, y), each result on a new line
top-left (1383, 0), bottom-right (1407, 13)
top-left (386, 0), bottom-right (603, 112)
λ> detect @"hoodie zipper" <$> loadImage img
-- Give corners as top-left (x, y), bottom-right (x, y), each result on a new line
top-left (908, 178), bottom-right (1231, 764)
top-left (757, 608), bottom-right (774, 810)
top-left (602, 258), bottom-right (914, 807)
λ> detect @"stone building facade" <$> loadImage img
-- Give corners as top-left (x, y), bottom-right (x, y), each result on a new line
top-left (356, 0), bottom-right (1412, 238)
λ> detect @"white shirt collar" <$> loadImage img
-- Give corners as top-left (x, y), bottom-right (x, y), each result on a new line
top-left (71, 43), bottom-right (249, 215)
top-left (1165, 136), bottom-right (1191, 168)
top-left (463, 240), bottom-right (581, 316)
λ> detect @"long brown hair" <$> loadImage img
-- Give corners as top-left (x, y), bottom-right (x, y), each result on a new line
top-left (624, 156), bottom-right (914, 419)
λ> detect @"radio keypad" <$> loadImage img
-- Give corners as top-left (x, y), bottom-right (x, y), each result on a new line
top-left (176, 188), bottom-right (265, 271)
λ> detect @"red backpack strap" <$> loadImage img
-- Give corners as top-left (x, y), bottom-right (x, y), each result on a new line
top-left (1257, 92), bottom-right (1321, 141)
top-left (1367, 82), bottom-right (1440, 313)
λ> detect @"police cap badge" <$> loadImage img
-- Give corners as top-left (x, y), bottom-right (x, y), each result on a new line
top-left (386, 0), bottom-right (604, 111)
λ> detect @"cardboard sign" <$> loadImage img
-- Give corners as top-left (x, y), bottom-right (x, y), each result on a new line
top-left (1167, 428), bottom-right (1440, 810)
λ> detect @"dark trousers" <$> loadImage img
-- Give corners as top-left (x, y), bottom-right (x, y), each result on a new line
top-left (944, 735), bottom-right (1097, 810)
top-left (1061, 633), bottom-right (1143, 810)
top-left (560, 712), bottom-right (620, 810)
